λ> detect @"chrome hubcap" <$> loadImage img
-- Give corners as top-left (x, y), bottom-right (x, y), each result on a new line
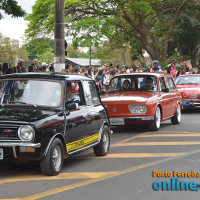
top-left (103, 132), bottom-right (109, 152)
top-left (177, 104), bottom-right (181, 122)
top-left (52, 146), bottom-right (62, 170)
top-left (155, 107), bottom-right (161, 128)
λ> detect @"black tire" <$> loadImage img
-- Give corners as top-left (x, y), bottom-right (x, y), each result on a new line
top-left (149, 106), bottom-right (161, 131)
top-left (40, 138), bottom-right (64, 176)
top-left (93, 126), bottom-right (110, 156)
top-left (171, 103), bottom-right (181, 124)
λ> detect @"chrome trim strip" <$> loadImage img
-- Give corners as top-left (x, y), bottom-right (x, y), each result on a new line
top-left (0, 142), bottom-right (41, 148)
top-left (44, 133), bottom-right (64, 156)
top-left (163, 115), bottom-right (174, 121)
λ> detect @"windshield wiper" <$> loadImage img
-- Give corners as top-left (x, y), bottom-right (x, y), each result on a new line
top-left (8, 101), bottom-right (37, 108)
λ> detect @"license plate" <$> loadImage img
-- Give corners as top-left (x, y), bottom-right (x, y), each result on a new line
top-left (182, 100), bottom-right (190, 106)
top-left (110, 118), bottom-right (124, 125)
top-left (0, 148), bottom-right (3, 160)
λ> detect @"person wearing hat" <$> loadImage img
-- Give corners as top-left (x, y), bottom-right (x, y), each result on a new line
top-left (16, 59), bottom-right (25, 73)
top-left (151, 60), bottom-right (162, 72)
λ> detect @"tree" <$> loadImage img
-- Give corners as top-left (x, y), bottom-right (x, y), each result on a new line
top-left (175, 14), bottom-right (200, 68)
top-left (0, 33), bottom-right (28, 66)
top-left (25, 0), bottom-right (200, 64)
top-left (0, 0), bottom-right (26, 19)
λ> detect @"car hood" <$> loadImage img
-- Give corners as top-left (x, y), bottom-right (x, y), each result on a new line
top-left (177, 85), bottom-right (200, 93)
top-left (0, 108), bottom-right (61, 124)
top-left (101, 91), bottom-right (157, 103)
top-left (176, 84), bottom-right (200, 99)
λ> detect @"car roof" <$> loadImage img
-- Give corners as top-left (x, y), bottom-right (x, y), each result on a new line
top-left (178, 74), bottom-right (200, 77)
top-left (0, 72), bottom-right (93, 81)
top-left (113, 72), bottom-right (170, 78)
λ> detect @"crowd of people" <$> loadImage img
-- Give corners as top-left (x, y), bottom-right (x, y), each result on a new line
top-left (0, 58), bottom-right (197, 92)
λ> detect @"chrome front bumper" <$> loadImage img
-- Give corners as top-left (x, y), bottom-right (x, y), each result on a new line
top-left (0, 142), bottom-right (41, 148)
top-left (124, 116), bottom-right (154, 121)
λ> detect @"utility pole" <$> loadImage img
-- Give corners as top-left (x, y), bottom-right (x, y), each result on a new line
top-left (89, 46), bottom-right (92, 68)
top-left (54, 0), bottom-right (65, 72)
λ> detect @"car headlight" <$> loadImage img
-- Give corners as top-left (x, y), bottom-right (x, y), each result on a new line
top-left (18, 125), bottom-right (35, 141)
top-left (128, 105), bottom-right (147, 113)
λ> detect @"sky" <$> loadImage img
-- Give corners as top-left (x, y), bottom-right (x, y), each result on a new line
top-left (0, 0), bottom-right (36, 45)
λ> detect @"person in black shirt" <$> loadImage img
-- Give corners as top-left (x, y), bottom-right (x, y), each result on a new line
top-left (16, 59), bottom-right (25, 73)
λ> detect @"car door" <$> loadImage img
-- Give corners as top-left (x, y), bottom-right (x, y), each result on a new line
top-left (165, 76), bottom-right (177, 117)
top-left (159, 76), bottom-right (171, 120)
top-left (82, 81), bottom-right (106, 141)
top-left (65, 81), bottom-right (91, 153)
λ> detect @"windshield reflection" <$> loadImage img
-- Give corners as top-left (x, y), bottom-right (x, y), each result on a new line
top-left (0, 80), bottom-right (62, 107)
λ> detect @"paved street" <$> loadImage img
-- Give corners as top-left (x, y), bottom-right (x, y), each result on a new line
top-left (1, 108), bottom-right (200, 199)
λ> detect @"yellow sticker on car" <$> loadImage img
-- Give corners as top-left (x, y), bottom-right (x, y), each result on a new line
top-left (66, 133), bottom-right (100, 152)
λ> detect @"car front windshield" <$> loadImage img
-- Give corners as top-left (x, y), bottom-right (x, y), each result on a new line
top-left (176, 76), bottom-right (200, 85)
top-left (108, 75), bottom-right (158, 92)
top-left (0, 79), bottom-right (62, 107)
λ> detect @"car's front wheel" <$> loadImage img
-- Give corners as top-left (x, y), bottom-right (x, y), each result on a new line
top-left (149, 106), bottom-right (161, 131)
top-left (171, 103), bottom-right (181, 124)
top-left (93, 126), bottom-right (110, 156)
top-left (40, 138), bottom-right (64, 176)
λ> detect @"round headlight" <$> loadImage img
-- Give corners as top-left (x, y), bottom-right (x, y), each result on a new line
top-left (18, 125), bottom-right (35, 141)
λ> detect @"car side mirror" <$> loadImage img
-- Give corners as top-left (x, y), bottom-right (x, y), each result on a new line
top-left (162, 88), bottom-right (169, 93)
top-left (65, 102), bottom-right (76, 110)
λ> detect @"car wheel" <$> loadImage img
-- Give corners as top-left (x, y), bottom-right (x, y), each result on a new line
top-left (149, 106), bottom-right (161, 131)
top-left (93, 126), bottom-right (110, 156)
top-left (171, 103), bottom-right (181, 124)
top-left (40, 138), bottom-right (64, 176)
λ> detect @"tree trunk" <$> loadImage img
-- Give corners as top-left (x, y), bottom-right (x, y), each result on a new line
top-left (191, 45), bottom-right (198, 70)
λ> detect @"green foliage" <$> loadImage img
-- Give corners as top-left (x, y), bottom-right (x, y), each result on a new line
top-left (25, 0), bottom-right (200, 63)
top-left (25, 38), bottom-right (54, 64)
top-left (0, 0), bottom-right (26, 19)
top-left (0, 33), bottom-right (28, 66)
top-left (37, 49), bottom-right (54, 64)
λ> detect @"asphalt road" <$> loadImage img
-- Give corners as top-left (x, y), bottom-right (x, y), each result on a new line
top-left (1, 108), bottom-right (200, 200)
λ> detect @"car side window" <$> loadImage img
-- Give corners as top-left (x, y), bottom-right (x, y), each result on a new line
top-left (159, 77), bottom-right (166, 91)
top-left (83, 81), bottom-right (100, 106)
top-left (66, 81), bottom-right (84, 106)
top-left (166, 77), bottom-right (176, 91)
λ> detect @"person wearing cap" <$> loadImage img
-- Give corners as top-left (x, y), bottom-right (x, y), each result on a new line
top-left (151, 60), bottom-right (162, 72)
top-left (16, 59), bottom-right (25, 73)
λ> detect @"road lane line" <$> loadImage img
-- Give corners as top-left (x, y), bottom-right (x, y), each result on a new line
top-left (111, 132), bottom-right (151, 147)
top-left (17, 148), bottom-right (200, 200)
top-left (0, 172), bottom-right (117, 184)
top-left (113, 141), bottom-right (200, 147)
top-left (156, 131), bottom-right (200, 134)
top-left (137, 133), bottom-right (200, 137)
top-left (85, 153), bottom-right (185, 158)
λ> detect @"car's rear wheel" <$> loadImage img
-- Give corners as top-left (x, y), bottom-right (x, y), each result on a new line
top-left (149, 106), bottom-right (161, 131)
top-left (40, 138), bottom-right (64, 176)
top-left (171, 103), bottom-right (181, 124)
top-left (93, 126), bottom-right (110, 156)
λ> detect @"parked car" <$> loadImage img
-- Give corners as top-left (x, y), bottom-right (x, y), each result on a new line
top-left (176, 74), bottom-right (200, 108)
top-left (0, 73), bottom-right (110, 175)
top-left (101, 73), bottom-right (182, 131)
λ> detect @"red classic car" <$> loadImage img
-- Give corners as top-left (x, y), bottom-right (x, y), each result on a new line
top-left (176, 74), bottom-right (200, 108)
top-left (101, 73), bottom-right (182, 131)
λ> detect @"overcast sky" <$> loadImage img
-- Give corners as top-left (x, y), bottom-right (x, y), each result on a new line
top-left (0, 0), bottom-right (36, 45)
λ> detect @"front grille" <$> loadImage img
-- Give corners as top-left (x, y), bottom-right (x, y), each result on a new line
top-left (0, 125), bottom-right (19, 140)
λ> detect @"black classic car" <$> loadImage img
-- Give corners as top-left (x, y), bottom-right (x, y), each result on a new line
top-left (0, 73), bottom-right (110, 175)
